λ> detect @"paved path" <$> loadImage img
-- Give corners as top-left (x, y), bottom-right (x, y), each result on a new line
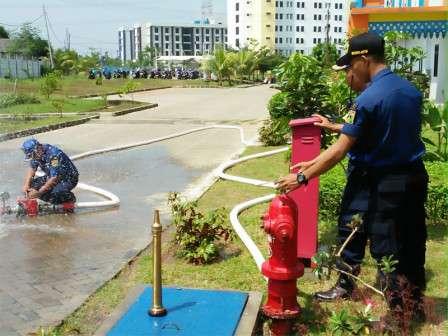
top-left (0, 85), bottom-right (275, 335)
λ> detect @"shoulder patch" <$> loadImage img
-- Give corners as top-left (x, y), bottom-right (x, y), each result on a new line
top-left (351, 103), bottom-right (357, 109)
top-left (51, 156), bottom-right (59, 167)
top-left (343, 110), bottom-right (356, 124)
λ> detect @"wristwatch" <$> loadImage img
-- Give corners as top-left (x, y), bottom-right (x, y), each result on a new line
top-left (296, 172), bottom-right (308, 185)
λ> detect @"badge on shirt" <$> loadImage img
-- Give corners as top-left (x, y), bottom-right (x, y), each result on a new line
top-left (51, 157), bottom-right (59, 167)
top-left (343, 109), bottom-right (356, 124)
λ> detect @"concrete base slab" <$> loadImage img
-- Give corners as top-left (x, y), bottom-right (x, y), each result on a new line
top-left (95, 285), bottom-right (263, 336)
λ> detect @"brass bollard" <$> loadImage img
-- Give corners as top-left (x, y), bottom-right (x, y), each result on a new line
top-left (148, 210), bottom-right (167, 317)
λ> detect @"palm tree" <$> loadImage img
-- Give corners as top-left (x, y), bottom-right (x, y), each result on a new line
top-left (233, 48), bottom-right (257, 84)
top-left (202, 45), bottom-right (232, 86)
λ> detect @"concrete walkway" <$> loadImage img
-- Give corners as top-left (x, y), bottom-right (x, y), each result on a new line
top-left (0, 85), bottom-right (276, 335)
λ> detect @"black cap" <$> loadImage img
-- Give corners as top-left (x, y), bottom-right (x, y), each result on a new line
top-left (332, 32), bottom-right (385, 71)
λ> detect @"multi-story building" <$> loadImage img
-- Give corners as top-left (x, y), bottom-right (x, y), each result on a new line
top-left (227, 0), bottom-right (348, 55)
top-left (227, 0), bottom-right (276, 50)
top-left (118, 21), bottom-right (227, 64)
top-left (348, 0), bottom-right (447, 103)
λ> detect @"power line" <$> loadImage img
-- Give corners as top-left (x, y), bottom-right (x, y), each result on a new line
top-left (45, 11), bottom-right (63, 43)
top-left (0, 13), bottom-right (45, 27)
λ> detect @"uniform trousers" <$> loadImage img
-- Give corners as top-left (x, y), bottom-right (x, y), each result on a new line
top-left (337, 159), bottom-right (428, 292)
top-left (30, 176), bottom-right (78, 204)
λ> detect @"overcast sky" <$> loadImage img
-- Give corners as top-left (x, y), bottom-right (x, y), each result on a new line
top-left (0, 0), bottom-right (227, 57)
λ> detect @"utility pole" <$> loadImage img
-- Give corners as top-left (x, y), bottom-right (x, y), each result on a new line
top-left (43, 5), bottom-right (54, 68)
top-left (66, 28), bottom-right (70, 50)
top-left (325, 8), bottom-right (330, 67)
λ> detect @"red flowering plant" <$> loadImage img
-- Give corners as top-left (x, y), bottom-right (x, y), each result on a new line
top-left (352, 299), bottom-right (380, 334)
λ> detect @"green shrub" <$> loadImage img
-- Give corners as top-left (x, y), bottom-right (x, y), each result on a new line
top-left (39, 73), bottom-right (61, 98)
top-left (258, 116), bottom-right (291, 146)
top-left (318, 163), bottom-right (346, 220)
top-left (426, 161), bottom-right (447, 222)
top-left (168, 192), bottom-right (235, 265)
top-left (0, 92), bottom-right (41, 108)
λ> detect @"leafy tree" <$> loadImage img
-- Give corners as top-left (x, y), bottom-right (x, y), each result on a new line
top-left (312, 41), bottom-right (341, 68)
top-left (79, 51), bottom-right (100, 72)
top-left (39, 73), bottom-right (61, 98)
top-left (201, 45), bottom-right (233, 86)
top-left (143, 45), bottom-right (158, 69)
top-left (6, 23), bottom-right (48, 57)
top-left (0, 25), bottom-right (9, 38)
top-left (383, 30), bottom-right (429, 94)
top-left (257, 46), bottom-right (286, 78)
top-left (233, 48), bottom-right (257, 83)
top-left (50, 49), bottom-right (81, 75)
top-left (272, 52), bottom-right (327, 118)
top-left (103, 54), bottom-right (122, 67)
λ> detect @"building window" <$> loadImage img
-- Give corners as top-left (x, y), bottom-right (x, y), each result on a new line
top-left (236, 2), bottom-right (239, 10)
top-left (236, 15), bottom-right (239, 23)
top-left (434, 44), bottom-right (439, 77)
top-left (236, 27), bottom-right (239, 35)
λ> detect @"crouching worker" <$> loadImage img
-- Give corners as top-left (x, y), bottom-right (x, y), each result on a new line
top-left (21, 139), bottom-right (79, 204)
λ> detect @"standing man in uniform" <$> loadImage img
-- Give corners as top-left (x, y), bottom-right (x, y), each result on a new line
top-left (275, 33), bottom-right (428, 326)
top-left (21, 139), bottom-right (79, 204)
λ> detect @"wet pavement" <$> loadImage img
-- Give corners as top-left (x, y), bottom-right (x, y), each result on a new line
top-left (0, 85), bottom-right (275, 335)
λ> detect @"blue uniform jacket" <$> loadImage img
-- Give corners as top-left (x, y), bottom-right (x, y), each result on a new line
top-left (29, 144), bottom-right (78, 181)
top-left (341, 68), bottom-right (425, 167)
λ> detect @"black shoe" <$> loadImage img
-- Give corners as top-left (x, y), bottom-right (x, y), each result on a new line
top-left (314, 278), bottom-right (354, 302)
top-left (65, 192), bottom-right (76, 203)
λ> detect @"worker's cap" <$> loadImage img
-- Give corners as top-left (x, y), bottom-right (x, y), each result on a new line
top-left (21, 139), bottom-right (40, 161)
top-left (332, 32), bottom-right (385, 71)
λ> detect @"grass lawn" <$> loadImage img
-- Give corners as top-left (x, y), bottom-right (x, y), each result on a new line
top-left (0, 76), bottom-right (232, 97)
top-left (53, 146), bottom-right (447, 336)
top-left (0, 100), bottom-right (149, 134)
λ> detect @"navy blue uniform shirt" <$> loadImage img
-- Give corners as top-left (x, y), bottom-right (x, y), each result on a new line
top-left (29, 144), bottom-right (78, 180)
top-left (341, 68), bottom-right (425, 167)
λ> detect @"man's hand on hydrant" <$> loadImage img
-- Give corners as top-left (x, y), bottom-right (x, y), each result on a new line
top-left (27, 189), bottom-right (39, 199)
top-left (275, 174), bottom-right (301, 194)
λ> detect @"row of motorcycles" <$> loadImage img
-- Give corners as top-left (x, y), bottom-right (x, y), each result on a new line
top-left (87, 68), bottom-right (201, 80)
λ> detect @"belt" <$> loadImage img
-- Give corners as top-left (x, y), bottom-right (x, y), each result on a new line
top-left (349, 158), bottom-right (425, 175)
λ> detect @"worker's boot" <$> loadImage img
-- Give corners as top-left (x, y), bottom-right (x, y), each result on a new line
top-left (314, 274), bottom-right (354, 302)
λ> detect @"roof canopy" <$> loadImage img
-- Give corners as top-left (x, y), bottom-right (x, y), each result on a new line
top-left (156, 56), bottom-right (205, 62)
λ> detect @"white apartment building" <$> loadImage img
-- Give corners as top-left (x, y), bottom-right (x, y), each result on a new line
top-left (227, 0), bottom-right (348, 55)
top-left (118, 21), bottom-right (227, 64)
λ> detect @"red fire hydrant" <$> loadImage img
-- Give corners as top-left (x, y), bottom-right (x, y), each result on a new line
top-left (261, 193), bottom-right (304, 335)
